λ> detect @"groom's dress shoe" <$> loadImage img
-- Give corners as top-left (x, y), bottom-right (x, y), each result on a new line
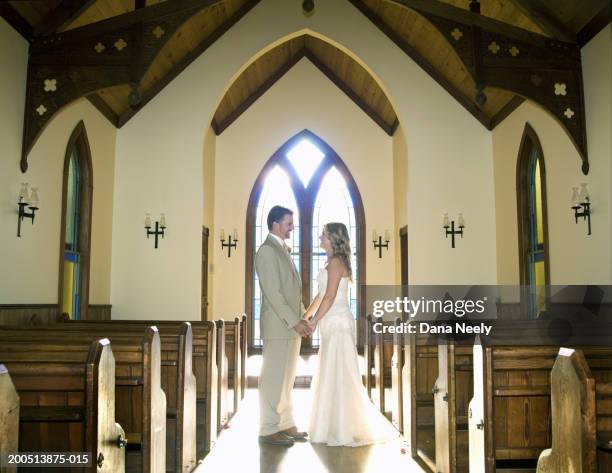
top-left (258, 432), bottom-right (295, 446)
top-left (282, 427), bottom-right (308, 441)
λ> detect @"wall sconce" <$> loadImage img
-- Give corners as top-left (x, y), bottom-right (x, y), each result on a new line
top-left (571, 183), bottom-right (591, 235)
top-left (221, 229), bottom-right (238, 257)
top-left (145, 213), bottom-right (166, 249)
top-left (17, 182), bottom-right (40, 238)
top-left (443, 212), bottom-right (465, 248)
top-left (372, 229), bottom-right (390, 258)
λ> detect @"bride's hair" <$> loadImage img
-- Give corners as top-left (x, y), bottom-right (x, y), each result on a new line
top-left (323, 222), bottom-right (352, 279)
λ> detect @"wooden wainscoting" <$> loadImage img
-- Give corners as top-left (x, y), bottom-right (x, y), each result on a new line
top-left (0, 304), bottom-right (111, 324)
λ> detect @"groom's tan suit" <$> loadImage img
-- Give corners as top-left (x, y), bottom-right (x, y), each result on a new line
top-left (255, 234), bottom-right (305, 436)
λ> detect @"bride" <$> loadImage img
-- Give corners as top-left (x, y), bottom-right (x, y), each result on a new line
top-left (304, 222), bottom-right (399, 446)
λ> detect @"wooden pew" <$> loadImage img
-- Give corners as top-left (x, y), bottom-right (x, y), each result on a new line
top-left (0, 339), bottom-right (126, 472)
top-left (61, 322), bottom-right (196, 473)
top-left (45, 320), bottom-right (197, 472)
top-left (469, 319), bottom-right (612, 472)
top-left (56, 319), bottom-right (219, 458)
top-left (239, 314), bottom-right (247, 400)
top-left (215, 319), bottom-right (229, 433)
top-left (364, 314), bottom-right (374, 399)
top-left (405, 332), bottom-right (438, 471)
top-left (0, 326), bottom-right (166, 473)
top-left (537, 347), bottom-right (612, 473)
top-left (391, 317), bottom-right (404, 432)
top-left (224, 316), bottom-right (242, 419)
top-left (432, 338), bottom-right (473, 473)
top-left (0, 364), bottom-right (19, 473)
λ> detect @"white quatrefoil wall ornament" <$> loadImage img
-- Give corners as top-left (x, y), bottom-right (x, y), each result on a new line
top-left (554, 83), bottom-right (567, 96)
top-left (451, 28), bottom-right (463, 41)
top-left (114, 38), bottom-right (127, 51)
top-left (36, 104), bottom-right (47, 116)
top-left (94, 42), bottom-right (105, 53)
top-left (488, 41), bottom-right (500, 54)
top-left (509, 46), bottom-right (520, 57)
top-left (43, 79), bottom-right (57, 92)
top-left (152, 25), bottom-right (165, 39)
top-left (564, 107), bottom-right (575, 119)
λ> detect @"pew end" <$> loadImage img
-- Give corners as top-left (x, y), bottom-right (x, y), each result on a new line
top-left (0, 364), bottom-right (19, 473)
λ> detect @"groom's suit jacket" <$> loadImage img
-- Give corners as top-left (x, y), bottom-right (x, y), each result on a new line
top-left (255, 234), bottom-right (305, 340)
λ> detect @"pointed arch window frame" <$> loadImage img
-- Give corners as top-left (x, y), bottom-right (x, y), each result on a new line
top-left (245, 130), bottom-right (366, 353)
top-left (516, 122), bottom-right (551, 318)
top-left (58, 121), bottom-right (93, 320)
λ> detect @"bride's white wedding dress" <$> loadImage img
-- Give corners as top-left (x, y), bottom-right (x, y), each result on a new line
top-left (308, 267), bottom-right (399, 446)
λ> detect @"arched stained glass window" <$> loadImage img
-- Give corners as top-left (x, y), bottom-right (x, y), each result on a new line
top-left (60, 122), bottom-right (92, 320)
top-left (517, 123), bottom-right (549, 318)
top-left (246, 130), bottom-right (365, 351)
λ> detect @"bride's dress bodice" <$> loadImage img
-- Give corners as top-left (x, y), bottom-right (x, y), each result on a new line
top-left (316, 267), bottom-right (355, 339)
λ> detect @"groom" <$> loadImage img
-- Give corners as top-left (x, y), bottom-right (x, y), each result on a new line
top-left (255, 205), bottom-right (312, 446)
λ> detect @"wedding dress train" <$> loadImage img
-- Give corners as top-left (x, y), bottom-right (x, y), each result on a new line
top-left (308, 267), bottom-right (399, 446)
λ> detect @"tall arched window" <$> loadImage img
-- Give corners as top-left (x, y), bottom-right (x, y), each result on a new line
top-left (246, 130), bottom-right (365, 352)
top-left (59, 121), bottom-right (93, 320)
top-left (517, 123), bottom-right (549, 318)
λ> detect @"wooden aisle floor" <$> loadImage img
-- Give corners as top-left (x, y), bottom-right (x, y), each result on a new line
top-left (194, 388), bottom-right (425, 473)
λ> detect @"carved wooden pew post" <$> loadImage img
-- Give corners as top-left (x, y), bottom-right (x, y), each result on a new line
top-left (215, 319), bottom-right (228, 432)
top-left (537, 347), bottom-right (597, 473)
top-left (0, 364), bottom-right (19, 473)
top-left (373, 317), bottom-right (385, 413)
top-left (86, 339), bottom-right (128, 473)
top-left (177, 323), bottom-right (197, 473)
top-left (391, 317), bottom-right (404, 432)
top-left (364, 314), bottom-right (373, 399)
top-left (240, 314), bottom-right (247, 400)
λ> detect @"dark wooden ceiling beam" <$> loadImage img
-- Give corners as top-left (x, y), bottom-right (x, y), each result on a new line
top-left (21, 0), bottom-right (253, 172)
top-left (507, 0), bottom-right (575, 42)
top-left (118, 0), bottom-right (262, 127)
top-left (385, 0), bottom-right (573, 46)
top-left (86, 93), bottom-right (119, 127)
top-left (31, 0), bottom-right (224, 52)
top-left (348, 0), bottom-right (492, 130)
top-left (379, 0), bottom-right (589, 173)
top-left (0, 3), bottom-right (33, 42)
top-left (490, 95), bottom-right (525, 129)
top-left (303, 50), bottom-right (395, 135)
top-left (33, 0), bottom-right (97, 37)
top-left (577, 2), bottom-right (611, 47)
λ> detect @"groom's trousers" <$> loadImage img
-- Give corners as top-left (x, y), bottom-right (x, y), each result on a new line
top-left (259, 337), bottom-right (301, 436)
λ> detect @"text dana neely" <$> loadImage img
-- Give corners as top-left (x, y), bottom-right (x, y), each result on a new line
top-left (372, 321), bottom-right (492, 336)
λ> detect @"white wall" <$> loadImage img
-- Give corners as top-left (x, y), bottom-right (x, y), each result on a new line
top-left (110, 0), bottom-right (498, 320)
top-left (0, 19), bottom-right (117, 305)
top-left (492, 25), bottom-right (612, 285)
top-left (212, 58), bottom-right (395, 320)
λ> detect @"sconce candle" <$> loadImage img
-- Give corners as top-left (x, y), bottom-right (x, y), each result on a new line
top-left (221, 228), bottom-right (238, 257)
top-left (372, 229), bottom-right (390, 258)
top-left (17, 183), bottom-right (40, 238)
top-left (443, 212), bottom-right (465, 248)
top-left (145, 213), bottom-right (166, 249)
top-left (571, 183), bottom-right (591, 235)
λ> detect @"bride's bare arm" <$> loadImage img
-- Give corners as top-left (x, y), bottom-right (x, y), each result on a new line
top-left (312, 258), bottom-right (344, 324)
top-left (304, 294), bottom-right (322, 319)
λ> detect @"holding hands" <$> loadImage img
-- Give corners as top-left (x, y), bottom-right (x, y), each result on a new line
top-left (294, 319), bottom-right (313, 337)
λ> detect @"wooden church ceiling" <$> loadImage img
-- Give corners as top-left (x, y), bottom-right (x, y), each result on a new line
top-left (2, 0), bottom-right (608, 173)
top-left (212, 34), bottom-right (399, 135)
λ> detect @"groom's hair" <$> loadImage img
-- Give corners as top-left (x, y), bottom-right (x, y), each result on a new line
top-left (267, 206), bottom-right (293, 230)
